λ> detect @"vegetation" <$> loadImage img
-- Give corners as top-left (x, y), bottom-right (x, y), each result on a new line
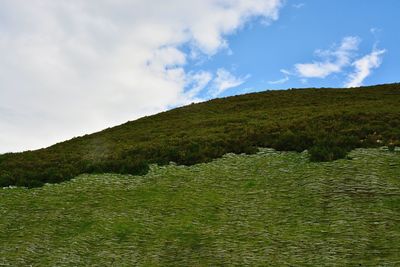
top-left (1, 148), bottom-right (399, 265)
top-left (1, 83), bottom-right (400, 187)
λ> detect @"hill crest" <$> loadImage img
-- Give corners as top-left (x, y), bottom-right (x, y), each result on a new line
top-left (1, 83), bottom-right (400, 187)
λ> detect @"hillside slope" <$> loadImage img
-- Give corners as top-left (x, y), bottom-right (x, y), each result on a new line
top-left (1, 83), bottom-right (400, 187)
top-left (1, 148), bottom-right (399, 265)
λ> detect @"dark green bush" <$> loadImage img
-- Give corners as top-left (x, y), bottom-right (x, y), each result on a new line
top-left (273, 130), bottom-right (313, 152)
top-left (0, 173), bottom-right (14, 187)
top-left (309, 138), bottom-right (350, 162)
top-left (388, 143), bottom-right (396, 152)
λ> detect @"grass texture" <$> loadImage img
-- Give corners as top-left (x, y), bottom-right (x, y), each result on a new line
top-left (1, 148), bottom-right (399, 266)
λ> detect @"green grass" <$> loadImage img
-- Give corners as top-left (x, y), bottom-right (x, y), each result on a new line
top-left (1, 148), bottom-right (400, 266)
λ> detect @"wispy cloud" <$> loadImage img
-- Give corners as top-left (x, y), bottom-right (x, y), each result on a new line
top-left (295, 36), bottom-right (360, 78)
top-left (268, 69), bottom-right (290, 85)
top-left (268, 76), bottom-right (289, 85)
top-left (292, 3), bottom-right (305, 9)
top-left (184, 71), bottom-right (213, 100)
top-left (276, 36), bottom-right (386, 88)
top-left (345, 48), bottom-right (386, 88)
top-left (370, 27), bottom-right (382, 35)
top-left (209, 68), bottom-right (248, 97)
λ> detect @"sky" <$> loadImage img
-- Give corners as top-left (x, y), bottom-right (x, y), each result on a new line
top-left (0, 0), bottom-right (399, 153)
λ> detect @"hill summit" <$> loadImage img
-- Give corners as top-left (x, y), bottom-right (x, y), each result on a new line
top-left (1, 83), bottom-right (400, 187)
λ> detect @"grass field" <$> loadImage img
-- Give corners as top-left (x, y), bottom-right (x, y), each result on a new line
top-left (1, 148), bottom-right (400, 266)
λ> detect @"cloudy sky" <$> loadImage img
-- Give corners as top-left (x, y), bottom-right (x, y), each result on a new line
top-left (1, 0), bottom-right (399, 153)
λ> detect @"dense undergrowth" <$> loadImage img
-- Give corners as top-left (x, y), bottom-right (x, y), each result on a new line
top-left (1, 83), bottom-right (400, 187)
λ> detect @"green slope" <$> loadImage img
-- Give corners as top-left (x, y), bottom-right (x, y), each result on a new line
top-left (1, 83), bottom-right (400, 187)
top-left (1, 148), bottom-right (399, 265)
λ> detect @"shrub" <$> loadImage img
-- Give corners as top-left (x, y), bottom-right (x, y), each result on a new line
top-left (121, 159), bottom-right (149, 175)
top-left (0, 173), bottom-right (14, 187)
top-left (273, 130), bottom-right (313, 152)
top-left (388, 143), bottom-right (396, 152)
top-left (309, 138), bottom-right (350, 162)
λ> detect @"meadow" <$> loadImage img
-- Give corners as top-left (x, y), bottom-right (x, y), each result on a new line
top-left (1, 148), bottom-right (399, 266)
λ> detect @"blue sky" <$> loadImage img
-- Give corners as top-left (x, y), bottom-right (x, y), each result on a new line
top-left (0, 0), bottom-right (399, 152)
top-left (187, 0), bottom-right (399, 97)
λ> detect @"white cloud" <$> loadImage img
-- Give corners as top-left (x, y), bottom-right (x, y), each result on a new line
top-left (300, 78), bottom-right (308, 84)
top-left (184, 71), bottom-right (213, 101)
top-left (370, 27), bottom-right (382, 35)
top-left (295, 36), bottom-right (360, 78)
top-left (280, 69), bottom-right (292, 76)
top-left (345, 48), bottom-right (386, 88)
top-left (275, 36), bottom-right (386, 87)
top-left (268, 69), bottom-right (290, 85)
top-left (0, 0), bottom-right (282, 153)
top-left (209, 68), bottom-right (248, 97)
top-left (268, 76), bottom-right (289, 85)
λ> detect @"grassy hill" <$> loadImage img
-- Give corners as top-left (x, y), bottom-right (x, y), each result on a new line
top-left (1, 83), bottom-right (400, 187)
top-left (1, 148), bottom-right (399, 265)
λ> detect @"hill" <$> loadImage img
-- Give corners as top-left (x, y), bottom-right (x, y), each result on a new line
top-left (1, 148), bottom-right (399, 265)
top-left (1, 83), bottom-right (400, 187)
